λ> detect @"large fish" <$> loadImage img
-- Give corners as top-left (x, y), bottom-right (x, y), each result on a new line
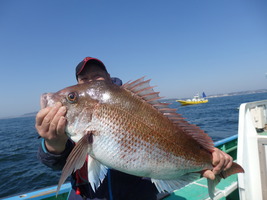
top-left (40, 77), bottom-right (244, 198)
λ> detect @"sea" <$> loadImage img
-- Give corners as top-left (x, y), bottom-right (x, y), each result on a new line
top-left (1, 92), bottom-right (267, 198)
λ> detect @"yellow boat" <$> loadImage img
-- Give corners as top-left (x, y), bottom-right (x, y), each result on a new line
top-left (176, 92), bottom-right (208, 106)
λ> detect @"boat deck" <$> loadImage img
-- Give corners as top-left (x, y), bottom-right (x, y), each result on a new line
top-left (258, 131), bottom-right (267, 136)
top-left (165, 174), bottom-right (238, 200)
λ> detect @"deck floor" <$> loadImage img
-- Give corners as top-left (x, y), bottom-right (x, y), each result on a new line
top-left (164, 174), bottom-right (238, 200)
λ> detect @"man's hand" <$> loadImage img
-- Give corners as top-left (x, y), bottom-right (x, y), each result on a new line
top-left (35, 102), bottom-right (69, 154)
top-left (202, 148), bottom-right (233, 180)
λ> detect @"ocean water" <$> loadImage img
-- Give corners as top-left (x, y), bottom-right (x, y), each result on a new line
top-left (1, 92), bottom-right (267, 198)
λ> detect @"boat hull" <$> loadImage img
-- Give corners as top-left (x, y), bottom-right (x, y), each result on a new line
top-left (176, 99), bottom-right (208, 105)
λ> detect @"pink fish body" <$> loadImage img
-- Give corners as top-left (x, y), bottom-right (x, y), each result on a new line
top-left (41, 77), bottom-right (244, 196)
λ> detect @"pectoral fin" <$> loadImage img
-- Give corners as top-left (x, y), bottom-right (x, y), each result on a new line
top-left (56, 133), bottom-right (93, 194)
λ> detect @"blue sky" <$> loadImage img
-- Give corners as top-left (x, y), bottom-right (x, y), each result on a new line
top-left (0, 0), bottom-right (266, 118)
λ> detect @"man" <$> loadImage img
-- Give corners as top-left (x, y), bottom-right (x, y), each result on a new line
top-left (36, 57), bottom-right (233, 200)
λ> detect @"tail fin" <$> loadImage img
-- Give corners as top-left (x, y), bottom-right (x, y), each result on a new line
top-left (220, 162), bottom-right (244, 179)
top-left (207, 162), bottom-right (244, 199)
top-left (207, 176), bottom-right (221, 200)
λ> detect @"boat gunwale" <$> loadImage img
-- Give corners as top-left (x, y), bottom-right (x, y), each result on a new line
top-left (2, 135), bottom-right (239, 200)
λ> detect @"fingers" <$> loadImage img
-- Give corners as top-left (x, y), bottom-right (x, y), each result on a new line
top-left (212, 148), bottom-right (233, 175)
top-left (35, 102), bottom-right (69, 154)
top-left (57, 116), bottom-right (67, 135)
top-left (202, 170), bottom-right (215, 180)
top-left (43, 102), bottom-right (63, 132)
top-left (35, 106), bottom-right (52, 127)
top-left (202, 149), bottom-right (234, 180)
top-left (35, 102), bottom-right (66, 139)
top-left (201, 148), bottom-right (234, 180)
top-left (50, 105), bottom-right (66, 133)
top-left (220, 150), bottom-right (233, 170)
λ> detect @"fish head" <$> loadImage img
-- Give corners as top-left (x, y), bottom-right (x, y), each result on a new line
top-left (40, 81), bottom-right (110, 141)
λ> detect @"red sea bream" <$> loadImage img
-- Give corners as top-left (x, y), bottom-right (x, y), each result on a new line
top-left (40, 77), bottom-right (244, 197)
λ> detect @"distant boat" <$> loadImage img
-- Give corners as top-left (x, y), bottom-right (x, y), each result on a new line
top-left (176, 92), bottom-right (208, 106)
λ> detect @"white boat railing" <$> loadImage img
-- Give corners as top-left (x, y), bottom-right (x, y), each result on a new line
top-left (237, 100), bottom-right (267, 200)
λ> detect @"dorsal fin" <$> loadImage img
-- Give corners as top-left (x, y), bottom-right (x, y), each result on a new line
top-left (122, 77), bottom-right (214, 152)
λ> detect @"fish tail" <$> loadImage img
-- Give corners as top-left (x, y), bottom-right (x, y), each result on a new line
top-left (207, 176), bottom-right (221, 200)
top-left (220, 162), bottom-right (244, 179)
top-left (207, 162), bottom-right (244, 199)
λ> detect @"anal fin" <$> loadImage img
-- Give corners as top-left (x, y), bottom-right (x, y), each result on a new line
top-left (151, 173), bottom-right (200, 193)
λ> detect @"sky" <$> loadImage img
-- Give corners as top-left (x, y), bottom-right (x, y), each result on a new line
top-left (0, 0), bottom-right (266, 118)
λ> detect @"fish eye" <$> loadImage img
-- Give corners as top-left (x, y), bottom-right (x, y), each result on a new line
top-left (67, 92), bottom-right (78, 103)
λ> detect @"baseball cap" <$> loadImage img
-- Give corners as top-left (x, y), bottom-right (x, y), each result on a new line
top-left (75, 57), bottom-right (107, 80)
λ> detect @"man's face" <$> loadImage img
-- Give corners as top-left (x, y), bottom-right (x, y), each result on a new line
top-left (77, 64), bottom-right (111, 84)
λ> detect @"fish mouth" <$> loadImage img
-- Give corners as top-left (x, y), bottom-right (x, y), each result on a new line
top-left (40, 93), bottom-right (58, 109)
top-left (40, 93), bottom-right (48, 109)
